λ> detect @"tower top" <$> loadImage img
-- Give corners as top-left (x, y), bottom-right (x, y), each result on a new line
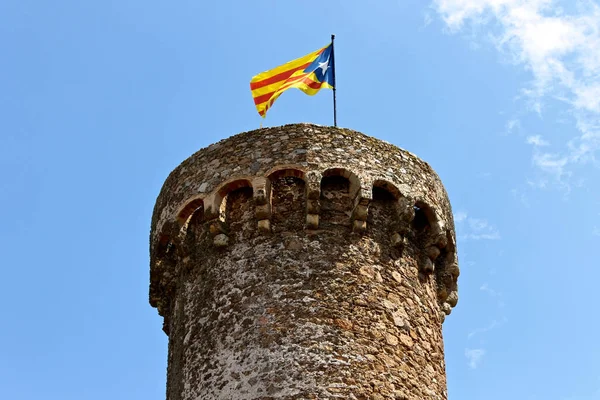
top-left (150, 123), bottom-right (459, 322)
top-left (149, 123), bottom-right (460, 399)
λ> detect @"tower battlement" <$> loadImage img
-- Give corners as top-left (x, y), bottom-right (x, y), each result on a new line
top-left (150, 124), bottom-right (459, 399)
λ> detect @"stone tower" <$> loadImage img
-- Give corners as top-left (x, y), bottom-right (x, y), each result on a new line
top-left (149, 124), bottom-right (459, 400)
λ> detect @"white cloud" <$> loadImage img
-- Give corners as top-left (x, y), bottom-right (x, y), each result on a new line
top-left (506, 118), bottom-right (522, 133)
top-left (480, 283), bottom-right (500, 297)
top-left (527, 135), bottom-right (550, 146)
top-left (432, 0), bottom-right (600, 187)
top-left (481, 283), bottom-right (506, 308)
top-left (468, 217), bottom-right (489, 230)
top-left (454, 211), bottom-right (501, 240)
top-left (423, 12), bottom-right (434, 28)
top-left (454, 211), bottom-right (468, 222)
top-left (532, 151), bottom-right (569, 178)
top-left (526, 178), bottom-right (548, 189)
top-left (465, 348), bottom-right (486, 369)
top-left (468, 317), bottom-right (506, 339)
top-left (455, 212), bottom-right (501, 240)
top-left (511, 187), bottom-right (530, 207)
top-left (593, 226), bottom-right (600, 236)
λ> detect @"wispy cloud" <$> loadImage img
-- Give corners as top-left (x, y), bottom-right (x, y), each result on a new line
top-left (480, 283), bottom-right (499, 297)
top-left (531, 150), bottom-right (570, 186)
top-left (432, 0), bottom-right (600, 188)
top-left (593, 227), bottom-right (600, 236)
top-left (454, 211), bottom-right (501, 240)
top-left (506, 118), bottom-right (522, 134)
top-left (468, 317), bottom-right (507, 339)
top-left (454, 211), bottom-right (468, 223)
top-left (527, 135), bottom-right (550, 147)
top-left (465, 348), bottom-right (486, 369)
top-left (481, 283), bottom-right (506, 308)
top-left (511, 187), bottom-right (530, 207)
top-left (423, 11), bottom-right (434, 28)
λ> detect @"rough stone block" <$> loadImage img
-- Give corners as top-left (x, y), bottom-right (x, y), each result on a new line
top-left (448, 261), bottom-right (460, 279)
top-left (202, 193), bottom-right (221, 221)
top-left (421, 257), bottom-right (434, 274)
top-left (427, 246), bottom-right (441, 261)
top-left (252, 176), bottom-right (271, 205)
top-left (437, 286), bottom-right (448, 303)
top-left (257, 219), bottom-right (271, 234)
top-left (391, 270), bottom-right (403, 284)
top-left (391, 233), bottom-right (404, 248)
top-left (306, 213), bottom-right (319, 229)
top-left (446, 291), bottom-right (458, 307)
top-left (353, 188), bottom-right (372, 207)
top-left (353, 219), bottom-right (367, 233)
top-left (306, 199), bottom-right (320, 214)
top-left (213, 233), bottom-right (229, 247)
top-left (352, 204), bottom-right (369, 221)
top-left (209, 220), bottom-right (228, 236)
top-left (305, 171), bottom-right (322, 200)
top-left (255, 203), bottom-right (271, 220)
top-left (433, 232), bottom-right (448, 248)
top-left (442, 302), bottom-right (452, 315)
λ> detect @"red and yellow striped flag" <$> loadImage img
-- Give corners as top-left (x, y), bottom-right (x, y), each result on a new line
top-left (250, 43), bottom-right (335, 118)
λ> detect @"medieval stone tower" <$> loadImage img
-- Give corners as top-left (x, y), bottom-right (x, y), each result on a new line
top-left (149, 124), bottom-right (459, 400)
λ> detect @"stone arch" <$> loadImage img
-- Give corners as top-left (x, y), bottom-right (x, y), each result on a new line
top-left (216, 179), bottom-right (255, 242)
top-left (152, 218), bottom-right (181, 263)
top-left (319, 168), bottom-right (361, 231)
top-left (409, 202), bottom-right (459, 316)
top-left (322, 168), bottom-right (361, 199)
top-left (154, 233), bottom-right (174, 260)
top-left (174, 197), bottom-right (205, 239)
top-left (413, 200), bottom-right (436, 234)
top-left (432, 227), bottom-right (459, 313)
top-left (372, 179), bottom-right (403, 200)
top-left (367, 180), bottom-right (403, 244)
top-left (149, 226), bottom-right (180, 324)
top-left (210, 178), bottom-right (253, 220)
top-left (176, 197), bottom-right (205, 226)
top-left (268, 168), bottom-right (307, 233)
top-left (267, 166), bottom-right (306, 181)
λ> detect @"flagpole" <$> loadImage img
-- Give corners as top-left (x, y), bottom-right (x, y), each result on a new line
top-left (331, 34), bottom-right (337, 127)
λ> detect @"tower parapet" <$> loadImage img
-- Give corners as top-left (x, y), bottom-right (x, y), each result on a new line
top-left (150, 124), bottom-right (459, 400)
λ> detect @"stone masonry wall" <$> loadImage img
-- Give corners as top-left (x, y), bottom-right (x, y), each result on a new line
top-left (149, 124), bottom-right (459, 400)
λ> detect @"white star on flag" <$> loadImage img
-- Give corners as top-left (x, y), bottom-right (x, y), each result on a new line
top-left (318, 58), bottom-right (329, 74)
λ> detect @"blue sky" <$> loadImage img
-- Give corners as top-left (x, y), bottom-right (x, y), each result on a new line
top-left (1, 1), bottom-right (599, 399)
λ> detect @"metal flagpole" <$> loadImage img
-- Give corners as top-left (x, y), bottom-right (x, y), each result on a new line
top-left (331, 34), bottom-right (337, 127)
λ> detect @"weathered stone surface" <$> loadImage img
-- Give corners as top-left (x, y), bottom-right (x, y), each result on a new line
top-left (305, 199), bottom-right (320, 214)
top-left (255, 203), bottom-right (271, 220)
top-left (391, 232), bottom-right (404, 248)
top-left (149, 124), bottom-right (460, 400)
top-left (421, 256), bottom-right (435, 274)
top-left (213, 233), bottom-right (229, 247)
top-left (305, 214), bottom-right (319, 229)
top-left (427, 245), bottom-right (441, 260)
top-left (257, 219), bottom-right (270, 234)
top-left (386, 333), bottom-right (400, 346)
top-left (352, 219), bottom-right (367, 233)
top-left (442, 302), bottom-right (453, 315)
top-left (446, 290), bottom-right (459, 307)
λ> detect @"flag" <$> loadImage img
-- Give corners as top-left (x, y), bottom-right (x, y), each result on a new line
top-left (250, 43), bottom-right (335, 118)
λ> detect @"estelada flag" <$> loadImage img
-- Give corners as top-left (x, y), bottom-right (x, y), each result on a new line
top-left (250, 43), bottom-right (335, 118)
